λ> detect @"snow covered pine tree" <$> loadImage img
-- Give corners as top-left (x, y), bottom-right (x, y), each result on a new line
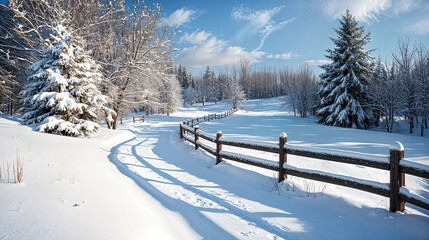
top-left (316, 10), bottom-right (374, 129)
top-left (20, 24), bottom-right (114, 137)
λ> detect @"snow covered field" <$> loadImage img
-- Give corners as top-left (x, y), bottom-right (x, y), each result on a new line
top-left (1, 97), bottom-right (428, 239)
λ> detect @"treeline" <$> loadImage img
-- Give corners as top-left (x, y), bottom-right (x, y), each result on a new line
top-left (1, 3), bottom-right (427, 136)
top-left (177, 59), bottom-right (319, 118)
top-left (0, 0), bottom-right (181, 135)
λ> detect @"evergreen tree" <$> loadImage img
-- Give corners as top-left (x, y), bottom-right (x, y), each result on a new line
top-left (177, 65), bottom-right (190, 89)
top-left (371, 58), bottom-right (388, 126)
top-left (203, 66), bottom-right (217, 103)
top-left (20, 24), bottom-right (113, 137)
top-left (316, 10), bottom-right (374, 129)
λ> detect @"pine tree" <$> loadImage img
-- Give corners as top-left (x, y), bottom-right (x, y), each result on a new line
top-left (203, 66), bottom-right (217, 103)
top-left (177, 65), bottom-right (190, 89)
top-left (316, 10), bottom-right (374, 129)
top-left (20, 24), bottom-right (114, 137)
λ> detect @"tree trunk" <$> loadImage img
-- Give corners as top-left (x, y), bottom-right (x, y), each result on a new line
top-left (409, 116), bottom-right (413, 134)
top-left (112, 114), bottom-right (118, 129)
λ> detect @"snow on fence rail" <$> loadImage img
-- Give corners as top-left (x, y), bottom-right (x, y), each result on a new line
top-left (132, 115), bottom-right (144, 123)
top-left (183, 109), bottom-right (237, 127)
top-left (179, 124), bottom-right (429, 213)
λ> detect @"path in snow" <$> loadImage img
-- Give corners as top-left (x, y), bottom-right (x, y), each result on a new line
top-left (109, 121), bottom-right (298, 239)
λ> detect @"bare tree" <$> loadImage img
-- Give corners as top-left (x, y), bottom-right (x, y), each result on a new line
top-left (278, 67), bottom-right (297, 115)
top-left (0, 2), bottom-right (49, 114)
top-left (239, 58), bottom-right (251, 98)
top-left (229, 65), bottom-right (246, 109)
top-left (279, 65), bottom-right (318, 117)
top-left (414, 44), bottom-right (429, 136)
top-left (106, 0), bottom-right (176, 128)
top-left (294, 65), bottom-right (318, 118)
top-left (393, 38), bottom-right (416, 134)
top-left (369, 60), bottom-right (401, 133)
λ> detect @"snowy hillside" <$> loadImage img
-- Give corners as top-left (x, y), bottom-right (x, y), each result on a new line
top-left (1, 97), bottom-right (428, 239)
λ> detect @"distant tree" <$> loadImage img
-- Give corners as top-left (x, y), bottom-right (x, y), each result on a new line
top-left (20, 24), bottom-right (113, 137)
top-left (238, 58), bottom-right (251, 98)
top-left (393, 38), bottom-right (417, 134)
top-left (368, 59), bottom-right (401, 133)
top-left (157, 59), bottom-right (181, 115)
top-left (184, 85), bottom-right (197, 105)
top-left (413, 44), bottom-right (429, 136)
top-left (203, 66), bottom-right (218, 103)
top-left (217, 72), bottom-right (229, 101)
top-left (230, 79), bottom-right (246, 109)
top-left (229, 65), bottom-right (246, 109)
top-left (177, 65), bottom-right (190, 90)
top-left (294, 65), bottom-right (318, 118)
top-left (316, 10), bottom-right (374, 129)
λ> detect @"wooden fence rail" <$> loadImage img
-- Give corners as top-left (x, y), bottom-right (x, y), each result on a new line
top-left (133, 115), bottom-right (144, 123)
top-left (179, 123), bottom-right (429, 213)
top-left (182, 109), bottom-right (237, 128)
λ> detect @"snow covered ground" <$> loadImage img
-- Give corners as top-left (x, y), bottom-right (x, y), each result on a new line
top-left (1, 97), bottom-right (428, 239)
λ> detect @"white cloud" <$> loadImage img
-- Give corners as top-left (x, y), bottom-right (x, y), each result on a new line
top-left (266, 52), bottom-right (298, 60)
top-left (319, 0), bottom-right (421, 22)
top-left (391, 0), bottom-right (420, 15)
top-left (175, 36), bottom-right (264, 68)
top-left (180, 30), bottom-right (211, 44)
top-left (231, 6), bottom-right (294, 51)
top-left (303, 59), bottom-right (332, 66)
top-left (406, 17), bottom-right (429, 35)
top-left (164, 8), bottom-right (195, 26)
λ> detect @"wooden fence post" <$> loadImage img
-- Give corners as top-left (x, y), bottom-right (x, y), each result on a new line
top-left (180, 122), bottom-right (186, 139)
top-left (279, 132), bottom-right (287, 182)
top-left (389, 141), bottom-right (405, 212)
top-left (133, 116), bottom-right (135, 123)
top-left (142, 116), bottom-right (144, 122)
top-left (216, 131), bottom-right (223, 164)
top-left (194, 126), bottom-right (200, 150)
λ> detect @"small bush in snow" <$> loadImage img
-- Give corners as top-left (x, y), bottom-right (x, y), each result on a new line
top-left (13, 151), bottom-right (24, 184)
top-left (269, 173), bottom-right (283, 195)
top-left (0, 149), bottom-right (24, 184)
top-left (303, 180), bottom-right (327, 198)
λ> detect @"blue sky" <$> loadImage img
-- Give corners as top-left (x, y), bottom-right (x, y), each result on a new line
top-left (151, 0), bottom-right (429, 74)
top-left (2, 0), bottom-right (428, 74)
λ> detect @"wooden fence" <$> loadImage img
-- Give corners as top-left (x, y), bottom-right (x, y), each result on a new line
top-left (133, 115), bottom-right (145, 123)
top-left (183, 109), bottom-right (236, 127)
top-left (119, 115), bottom-right (144, 125)
top-left (179, 119), bottom-right (429, 213)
